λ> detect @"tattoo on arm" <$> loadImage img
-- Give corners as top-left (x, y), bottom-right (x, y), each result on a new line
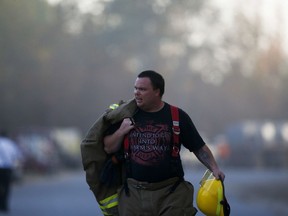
top-left (194, 148), bottom-right (213, 170)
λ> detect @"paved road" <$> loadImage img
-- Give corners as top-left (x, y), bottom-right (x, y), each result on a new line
top-left (4, 170), bottom-right (102, 216)
top-left (2, 168), bottom-right (288, 216)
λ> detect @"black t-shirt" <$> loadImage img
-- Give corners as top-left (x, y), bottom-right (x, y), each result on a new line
top-left (106, 102), bottom-right (205, 182)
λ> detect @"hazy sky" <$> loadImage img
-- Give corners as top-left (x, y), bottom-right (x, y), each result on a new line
top-left (213, 0), bottom-right (288, 52)
top-left (46, 0), bottom-right (288, 53)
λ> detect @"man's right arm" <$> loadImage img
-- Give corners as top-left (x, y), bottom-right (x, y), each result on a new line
top-left (103, 118), bottom-right (134, 154)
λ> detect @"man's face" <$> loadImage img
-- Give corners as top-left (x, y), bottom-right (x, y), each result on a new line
top-left (134, 77), bottom-right (160, 111)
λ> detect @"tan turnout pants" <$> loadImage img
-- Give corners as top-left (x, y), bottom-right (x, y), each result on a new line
top-left (117, 177), bottom-right (198, 216)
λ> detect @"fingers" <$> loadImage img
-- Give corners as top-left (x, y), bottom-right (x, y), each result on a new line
top-left (219, 173), bottom-right (225, 181)
top-left (213, 170), bottom-right (225, 181)
top-left (120, 118), bottom-right (135, 134)
top-left (129, 117), bottom-right (135, 125)
top-left (123, 118), bottom-right (134, 126)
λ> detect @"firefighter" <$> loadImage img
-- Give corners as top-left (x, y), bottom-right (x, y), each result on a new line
top-left (103, 70), bottom-right (225, 216)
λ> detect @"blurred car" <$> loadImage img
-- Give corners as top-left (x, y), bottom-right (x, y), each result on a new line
top-left (214, 120), bottom-right (288, 168)
top-left (15, 127), bottom-right (82, 174)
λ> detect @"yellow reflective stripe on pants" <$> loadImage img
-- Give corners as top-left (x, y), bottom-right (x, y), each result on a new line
top-left (99, 193), bottom-right (118, 215)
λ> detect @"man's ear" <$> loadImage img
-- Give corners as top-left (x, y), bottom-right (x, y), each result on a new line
top-left (155, 88), bottom-right (161, 97)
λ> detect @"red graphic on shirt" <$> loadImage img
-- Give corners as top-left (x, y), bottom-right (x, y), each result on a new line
top-left (129, 123), bottom-right (171, 166)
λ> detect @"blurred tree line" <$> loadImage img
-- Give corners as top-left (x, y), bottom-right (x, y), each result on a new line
top-left (1, 0), bottom-right (287, 138)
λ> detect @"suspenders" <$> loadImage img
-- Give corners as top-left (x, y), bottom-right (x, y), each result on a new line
top-left (170, 105), bottom-right (181, 158)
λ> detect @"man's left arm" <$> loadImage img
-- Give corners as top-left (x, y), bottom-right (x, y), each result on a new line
top-left (193, 144), bottom-right (225, 181)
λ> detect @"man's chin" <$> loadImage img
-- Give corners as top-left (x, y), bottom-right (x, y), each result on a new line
top-left (136, 102), bottom-right (144, 108)
top-left (135, 99), bottom-right (143, 105)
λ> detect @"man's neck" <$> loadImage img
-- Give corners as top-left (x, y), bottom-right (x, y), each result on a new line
top-left (145, 101), bottom-right (165, 112)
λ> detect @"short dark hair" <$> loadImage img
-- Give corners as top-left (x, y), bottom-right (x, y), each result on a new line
top-left (138, 70), bottom-right (165, 97)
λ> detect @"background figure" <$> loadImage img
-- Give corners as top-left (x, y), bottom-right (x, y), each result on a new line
top-left (0, 130), bottom-right (23, 212)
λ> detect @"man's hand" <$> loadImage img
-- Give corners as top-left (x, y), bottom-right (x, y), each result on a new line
top-left (118, 118), bottom-right (135, 135)
top-left (194, 145), bottom-right (225, 181)
top-left (212, 168), bottom-right (225, 181)
top-left (103, 118), bottom-right (134, 154)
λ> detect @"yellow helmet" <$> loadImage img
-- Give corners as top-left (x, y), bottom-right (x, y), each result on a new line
top-left (196, 170), bottom-right (230, 216)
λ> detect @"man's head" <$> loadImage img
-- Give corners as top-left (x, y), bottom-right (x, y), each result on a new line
top-left (137, 70), bottom-right (165, 97)
top-left (134, 70), bottom-right (165, 112)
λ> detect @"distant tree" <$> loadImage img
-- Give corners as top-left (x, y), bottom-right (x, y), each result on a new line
top-left (1, 0), bottom-right (287, 136)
